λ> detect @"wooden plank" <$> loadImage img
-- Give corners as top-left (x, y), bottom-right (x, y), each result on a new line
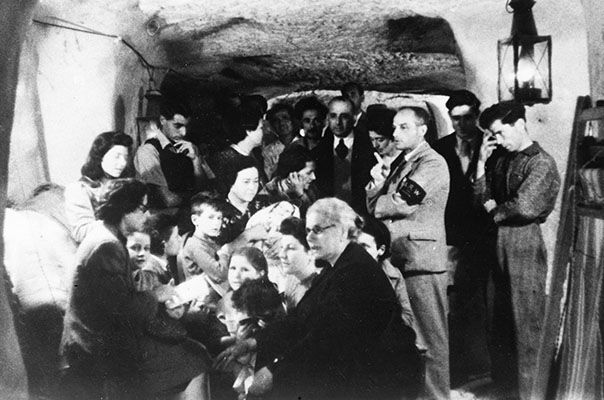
top-left (579, 107), bottom-right (604, 122)
top-left (530, 96), bottom-right (592, 400)
top-left (576, 204), bottom-right (604, 220)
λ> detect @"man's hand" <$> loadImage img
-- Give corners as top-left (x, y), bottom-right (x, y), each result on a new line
top-left (286, 172), bottom-right (306, 198)
top-left (483, 199), bottom-right (497, 213)
top-left (478, 133), bottom-right (498, 164)
top-left (370, 152), bottom-right (389, 185)
top-left (213, 338), bottom-right (256, 371)
top-left (174, 140), bottom-right (199, 160)
top-left (475, 132), bottom-right (499, 180)
top-left (248, 367), bottom-right (274, 396)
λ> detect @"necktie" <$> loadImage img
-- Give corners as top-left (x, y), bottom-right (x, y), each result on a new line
top-left (335, 138), bottom-right (348, 159)
top-left (459, 140), bottom-right (471, 174)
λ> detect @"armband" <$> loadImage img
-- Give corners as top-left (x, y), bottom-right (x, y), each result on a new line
top-left (397, 177), bottom-right (426, 205)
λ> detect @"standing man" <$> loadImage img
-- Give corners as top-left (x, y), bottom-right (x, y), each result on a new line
top-left (292, 96), bottom-right (327, 151)
top-left (433, 90), bottom-right (495, 383)
top-left (367, 107), bottom-right (450, 399)
top-left (135, 100), bottom-right (213, 210)
top-left (312, 96), bottom-right (375, 214)
top-left (341, 81), bottom-right (368, 137)
top-left (474, 103), bottom-right (560, 400)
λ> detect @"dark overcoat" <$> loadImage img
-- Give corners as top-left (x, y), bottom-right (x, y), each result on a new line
top-left (256, 242), bottom-right (422, 400)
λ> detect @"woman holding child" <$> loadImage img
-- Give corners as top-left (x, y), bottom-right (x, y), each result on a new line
top-left (61, 179), bottom-right (209, 400)
top-left (216, 198), bottom-right (422, 400)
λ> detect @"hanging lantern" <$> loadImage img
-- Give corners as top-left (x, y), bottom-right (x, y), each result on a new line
top-left (136, 71), bottom-right (162, 145)
top-left (497, 0), bottom-right (552, 105)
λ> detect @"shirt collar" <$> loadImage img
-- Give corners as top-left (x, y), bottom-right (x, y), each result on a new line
top-left (155, 130), bottom-right (172, 149)
top-left (455, 133), bottom-right (478, 149)
top-left (519, 141), bottom-right (539, 156)
top-left (332, 132), bottom-right (354, 150)
top-left (404, 140), bottom-right (428, 162)
top-left (150, 254), bottom-right (168, 272)
top-left (354, 111), bottom-right (363, 126)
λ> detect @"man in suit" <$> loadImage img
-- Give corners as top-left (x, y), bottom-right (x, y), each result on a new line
top-left (433, 90), bottom-right (496, 383)
top-left (341, 81), bottom-right (368, 137)
top-left (312, 96), bottom-right (375, 214)
top-left (367, 107), bottom-right (450, 399)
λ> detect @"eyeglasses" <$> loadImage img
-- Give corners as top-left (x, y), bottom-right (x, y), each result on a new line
top-left (306, 224), bottom-right (336, 235)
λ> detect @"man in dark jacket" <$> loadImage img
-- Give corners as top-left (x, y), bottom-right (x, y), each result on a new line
top-left (474, 102), bottom-right (560, 400)
top-left (433, 90), bottom-right (496, 383)
top-left (312, 96), bottom-right (375, 214)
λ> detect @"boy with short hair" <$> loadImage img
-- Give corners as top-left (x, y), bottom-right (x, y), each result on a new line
top-left (180, 193), bottom-right (230, 299)
top-left (356, 215), bottom-right (415, 328)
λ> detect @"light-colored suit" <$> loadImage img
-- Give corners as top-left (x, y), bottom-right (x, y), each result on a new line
top-left (367, 141), bottom-right (449, 273)
top-left (367, 141), bottom-right (451, 400)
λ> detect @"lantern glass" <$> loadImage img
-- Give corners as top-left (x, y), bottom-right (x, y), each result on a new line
top-left (498, 34), bottom-right (551, 104)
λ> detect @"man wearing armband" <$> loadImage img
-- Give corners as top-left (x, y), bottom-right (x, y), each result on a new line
top-left (367, 107), bottom-right (450, 399)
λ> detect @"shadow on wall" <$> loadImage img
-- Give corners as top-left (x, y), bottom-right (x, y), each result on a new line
top-left (8, 33), bottom-right (51, 204)
top-left (114, 95), bottom-right (126, 133)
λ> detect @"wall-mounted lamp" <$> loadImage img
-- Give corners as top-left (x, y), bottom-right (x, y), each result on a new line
top-left (136, 71), bottom-right (162, 146)
top-left (497, 0), bottom-right (551, 105)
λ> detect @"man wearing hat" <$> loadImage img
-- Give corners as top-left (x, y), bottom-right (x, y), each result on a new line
top-left (433, 90), bottom-right (497, 384)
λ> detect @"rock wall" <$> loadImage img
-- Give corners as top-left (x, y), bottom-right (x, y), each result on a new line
top-left (8, 1), bottom-right (168, 202)
top-left (582, 0), bottom-right (604, 101)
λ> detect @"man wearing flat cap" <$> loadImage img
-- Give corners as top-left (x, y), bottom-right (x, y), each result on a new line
top-left (433, 90), bottom-right (497, 383)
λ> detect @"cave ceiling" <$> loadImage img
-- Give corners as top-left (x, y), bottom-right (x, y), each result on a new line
top-left (37, 0), bottom-right (503, 93)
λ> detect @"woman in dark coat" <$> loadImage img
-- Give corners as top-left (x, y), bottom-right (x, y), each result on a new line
top-left (60, 179), bottom-right (209, 399)
top-left (216, 197), bottom-right (421, 400)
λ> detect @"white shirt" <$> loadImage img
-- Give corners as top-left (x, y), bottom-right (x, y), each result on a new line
top-left (332, 132), bottom-right (354, 151)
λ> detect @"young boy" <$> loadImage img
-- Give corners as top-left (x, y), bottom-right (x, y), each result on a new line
top-left (356, 215), bottom-right (415, 328)
top-left (180, 193), bottom-right (230, 301)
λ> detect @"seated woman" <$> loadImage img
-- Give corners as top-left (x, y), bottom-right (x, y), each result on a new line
top-left (216, 198), bottom-right (422, 400)
top-left (60, 179), bottom-right (209, 400)
top-left (217, 158), bottom-right (269, 246)
top-left (64, 131), bottom-right (133, 243)
top-left (261, 146), bottom-right (318, 216)
top-left (276, 216), bottom-right (322, 312)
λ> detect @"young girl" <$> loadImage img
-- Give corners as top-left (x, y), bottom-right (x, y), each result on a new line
top-left (230, 278), bottom-right (285, 399)
top-left (218, 247), bottom-right (269, 337)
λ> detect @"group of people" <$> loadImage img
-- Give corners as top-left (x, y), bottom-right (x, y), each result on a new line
top-left (56, 82), bottom-right (560, 400)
